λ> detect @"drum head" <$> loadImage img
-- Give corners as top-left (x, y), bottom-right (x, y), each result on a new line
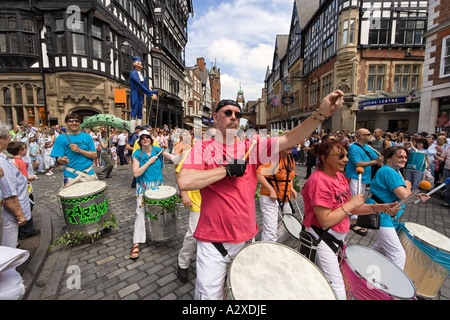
top-left (144, 185), bottom-right (176, 201)
top-left (58, 180), bottom-right (106, 198)
top-left (405, 222), bottom-right (450, 253)
top-left (282, 214), bottom-right (302, 239)
top-left (228, 242), bottom-right (336, 300)
top-left (344, 245), bottom-right (416, 299)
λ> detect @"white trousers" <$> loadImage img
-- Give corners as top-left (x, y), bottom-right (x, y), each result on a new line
top-left (259, 195), bottom-right (292, 243)
top-left (305, 226), bottom-right (347, 300)
top-left (372, 227), bottom-right (406, 270)
top-left (178, 210), bottom-right (200, 269)
top-left (1, 220), bottom-right (18, 248)
top-left (195, 240), bottom-right (251, 300)
top-left (133, 193), bottom-right (147, 244)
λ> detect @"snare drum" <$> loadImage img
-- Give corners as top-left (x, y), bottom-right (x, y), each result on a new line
top-left (144, 185), bottom-right (178, 241)
top-left (405, 152), bottom-right (426, 172)
top-left (340, 245), bottom-right (416, 300)
top-left (399, 222), bottom-right (450, 299)
top-left (226, 242), bottom-right (336, 300)
top-left (58, 180), bottom-right (111, 235)
top-left (281, 214), bottom-right (302, 240)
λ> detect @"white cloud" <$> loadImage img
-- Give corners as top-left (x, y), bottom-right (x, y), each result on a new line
top-left (186, 0), bottom-right (292, 101)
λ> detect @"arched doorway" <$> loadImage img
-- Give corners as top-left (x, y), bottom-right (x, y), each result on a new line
top-left (74, 109), bottom-right (99, 123)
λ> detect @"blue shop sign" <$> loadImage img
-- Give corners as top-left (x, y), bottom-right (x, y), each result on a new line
top-left (358, 97), bottom-right (407, 110)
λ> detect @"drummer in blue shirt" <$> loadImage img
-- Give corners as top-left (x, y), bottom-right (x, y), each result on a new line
top-left (51, 113), bottom-right (97, 187)
top-left (130, 130), bottom-right (180, 260)
top-left (345, 128), bottom-right (384, 235)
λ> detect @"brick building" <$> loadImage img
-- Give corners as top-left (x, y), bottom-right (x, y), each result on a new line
top-left (418, 0), bottom-right (450, 134)
top-left (266, 0), bottom-right (428, 134)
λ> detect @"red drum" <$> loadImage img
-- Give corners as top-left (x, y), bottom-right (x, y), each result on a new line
top-left (340, 245), bottom-right (416, 300)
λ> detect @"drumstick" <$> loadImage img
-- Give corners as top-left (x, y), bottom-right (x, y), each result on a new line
top-left (356, 167), bottom-right (364, 195)
top-left (155, 149), bottom-right (164, 158)
top-left (413, 182), bottom-right (446, 204)
top-left (367, 144), bottom-right (381, 156)
top-left (243, 139), bottom-right (257, 161)
top-left (394, 180), bottom-right (432, 209)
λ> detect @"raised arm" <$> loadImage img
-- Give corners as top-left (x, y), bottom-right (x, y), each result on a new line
top-left (279, 90), bottom-right (344, 150)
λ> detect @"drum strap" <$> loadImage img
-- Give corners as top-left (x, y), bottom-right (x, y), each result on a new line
top-left (310, 225), bottom-right (344, 254)
top-left (212, 242), bottom-right (228, 258)
top-left (63, 165), bottom-right (95, 188)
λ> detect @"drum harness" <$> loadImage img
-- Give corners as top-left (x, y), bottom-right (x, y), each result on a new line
top-left (63, 165), bottom-right (95, 188)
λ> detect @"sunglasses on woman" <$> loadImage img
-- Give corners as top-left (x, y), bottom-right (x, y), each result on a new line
top-left (330, 153), bottom-right (348, 160)
top-left (140, 135), bottom-right (151, 140)
top-left (223, 109), bottom-right (243, 119)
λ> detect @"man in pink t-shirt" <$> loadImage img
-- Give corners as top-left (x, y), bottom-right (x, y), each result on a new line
top-left (178, 91), bottom-right (345, 300)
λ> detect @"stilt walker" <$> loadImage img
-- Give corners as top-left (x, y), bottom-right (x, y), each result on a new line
top-left (129, 57), bottom-right (159, 131)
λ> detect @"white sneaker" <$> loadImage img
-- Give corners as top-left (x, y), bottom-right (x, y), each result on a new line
top-left (46, 172), bottom-right (52, 176)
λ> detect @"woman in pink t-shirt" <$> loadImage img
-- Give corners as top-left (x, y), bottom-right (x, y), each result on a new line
top-left (301, 139), bottom-right (398, 300)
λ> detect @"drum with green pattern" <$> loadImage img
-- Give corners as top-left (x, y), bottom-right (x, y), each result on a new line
top-left (58, 181), bottom-right (111, 235)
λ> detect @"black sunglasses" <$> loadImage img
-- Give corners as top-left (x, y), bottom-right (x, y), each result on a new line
top-left (223, 109), bottom-right (243, 119)
top-left (67, 119), bottom-right (80, 123)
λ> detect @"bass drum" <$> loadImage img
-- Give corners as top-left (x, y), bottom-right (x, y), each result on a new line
top-left (226, 242), bottom-right (336, 300)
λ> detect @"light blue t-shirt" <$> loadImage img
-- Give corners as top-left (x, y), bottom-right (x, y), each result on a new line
top-left (132, 147), bottom-right (164, 194)
top-left (345, 143), bottom-right (378, 184)
top-left (365, 165), bottom-right (406, 228)
top-left (51, 132), bottom-right (96, 178)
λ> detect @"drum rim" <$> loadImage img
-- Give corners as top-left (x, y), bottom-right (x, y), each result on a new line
top-left (281, 214), bottom-right (302, 239)
top-left (403, 222), bottom-right (450, 254)
top-left (144, 185), bottom-right (177, 202)
top-left (342, 244), bottom-right (416, 299)
top-left (226, 241), bottom-right (337, 300)
top-left (58, 180), bottom-right (107, 199)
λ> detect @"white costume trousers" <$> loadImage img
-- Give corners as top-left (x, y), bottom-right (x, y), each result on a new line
top-left (178, 210), bottom-right (200, 269)
top-left (133, 193), bottom-right (147, 244)
top-left (372, 226), bottom-right (406, 270)
top-left (195, 240), bottom-right (251, 300)
top-left (305, 226), bottom-right (347, 300)
top-left (259, 195), bottom-right (292, 243)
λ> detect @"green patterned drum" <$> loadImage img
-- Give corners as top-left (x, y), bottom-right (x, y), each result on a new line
top-left (144, 185), bottom-right (178, 241)
top-left (58, 181), bottom-right (111, 235)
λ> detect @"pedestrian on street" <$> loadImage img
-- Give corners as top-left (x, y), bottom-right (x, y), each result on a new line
top-left (117, 129), bottom-right (129, 166)
top-left (366, 146), bottom-right (430, 269)
top-left (0, 122), bottom-right (28, 248)
top-left (97, 130), bottom-right (114, 180)
top-left (6, 142), bottom-right (40, 240)
top-left (177, 91), bottom-right (345, 300)
top-left (301, 139), bottom-right (399, 300)
top-left (303, 131), bottom-right (320, 179)
top-left (51, 113), bottom-right (98, 187)
top-left (130, 130), bottom-right (179, 260)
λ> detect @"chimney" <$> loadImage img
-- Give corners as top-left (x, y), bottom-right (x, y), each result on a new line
top-left (197, 57), bottom-right (206, 71)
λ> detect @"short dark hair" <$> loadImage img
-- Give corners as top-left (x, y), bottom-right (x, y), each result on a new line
top-left (215, 99), bottom-right (242, 113)
top-left (7, 141), bottom-right (25, 156)
top-left (64, 113), bottom-right (81, 123)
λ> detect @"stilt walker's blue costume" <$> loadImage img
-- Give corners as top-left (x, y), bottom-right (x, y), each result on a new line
top-left (130, 57), bottom-right (159, 131)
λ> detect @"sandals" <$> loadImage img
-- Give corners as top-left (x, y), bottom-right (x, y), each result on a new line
top-left (350, 223), bottom-right (368, 236)
top-left (130, 244), bottom-right (140, 260)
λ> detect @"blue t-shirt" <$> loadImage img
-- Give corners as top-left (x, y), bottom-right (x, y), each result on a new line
top-left (132, 147), bottom-right (164, 194)
top-left (345, 143), bottom-right (378, 183)
top-left (365, 165), bottom-right (406, 228)
top-left (51, 132), bottom-right (96, 178)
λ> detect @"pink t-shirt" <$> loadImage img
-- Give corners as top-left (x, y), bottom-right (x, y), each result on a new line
top-left (182, 137), bottom-right (278, 243)
top-left (301, 170), bottom-right (352, 233)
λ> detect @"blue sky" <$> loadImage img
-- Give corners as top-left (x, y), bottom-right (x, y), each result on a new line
top-left (185, 0), bottom-right (293, 102)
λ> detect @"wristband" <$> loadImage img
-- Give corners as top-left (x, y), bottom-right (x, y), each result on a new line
top-left (341, 206), bottom-right (351, 216)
